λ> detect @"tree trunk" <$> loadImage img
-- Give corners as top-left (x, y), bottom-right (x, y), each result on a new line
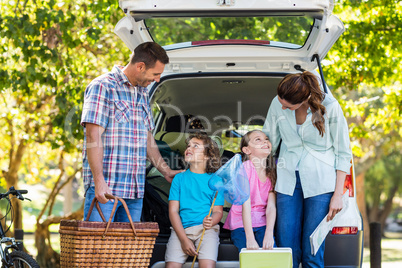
top-left (5, 173), bottom-right (23, 231)
top-left (356, 172), bottom-right (370, 247)
top-left (379, 185), bottom-right (399, 236)
top-left (35, 222), bottom-right (60, 268)
top-left (35, 208), bottom-right (84, 268)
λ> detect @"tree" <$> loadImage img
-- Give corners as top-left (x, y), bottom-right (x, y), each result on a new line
top-left (0, 0), bottom-right (129, 265)
top-left (365, 152), bottom-right (402, 235)
top-left (326, 0), bottom-right (402, 245)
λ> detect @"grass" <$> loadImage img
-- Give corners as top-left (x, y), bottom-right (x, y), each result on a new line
top-left (362, 232), bottom-right (402, 268)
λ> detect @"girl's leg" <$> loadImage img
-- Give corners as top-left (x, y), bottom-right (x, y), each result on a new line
top-left (276, 172), bottom-right (304, 268)
top-left (302, 192), bottom-right (332, 268)
top-left (253, 226), bottom-right (266, 248)
top-left (230, 228), bottom-right (247, 252)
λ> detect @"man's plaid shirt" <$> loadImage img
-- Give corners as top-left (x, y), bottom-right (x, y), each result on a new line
top-left (81, 66), bottom-right (154, 199)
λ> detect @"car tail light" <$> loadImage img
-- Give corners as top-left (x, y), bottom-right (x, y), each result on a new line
top-left (192, 39), bottom-right (270, 46)
top-left (343, 162), bottom-right (354, 197)
top-left (331, 227), bottom-right (358, 235)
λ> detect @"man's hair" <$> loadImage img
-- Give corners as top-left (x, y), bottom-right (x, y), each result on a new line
top-left (130, 42), bottom-right (169, 68)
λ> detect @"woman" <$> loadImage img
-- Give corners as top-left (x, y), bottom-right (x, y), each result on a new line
top-left (262, 71), bottom-right (352, 268)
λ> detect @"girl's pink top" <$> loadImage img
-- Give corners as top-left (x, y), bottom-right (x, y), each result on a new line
top-left (223, 160), bottom-right (273, 230)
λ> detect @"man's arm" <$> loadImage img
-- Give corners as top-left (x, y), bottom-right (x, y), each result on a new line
top-left (86, 123), bottom-right (111, 204)
top-left (147, 131), bottom-right (182, 183)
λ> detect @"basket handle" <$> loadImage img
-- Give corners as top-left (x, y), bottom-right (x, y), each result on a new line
top-left (86, 194), bottom-right (137, 238)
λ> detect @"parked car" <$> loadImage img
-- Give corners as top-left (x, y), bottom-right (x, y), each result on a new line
top-left (114, 0), bottom-right (363, 267)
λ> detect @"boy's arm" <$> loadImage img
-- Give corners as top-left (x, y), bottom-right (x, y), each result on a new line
top-left (169, 200), bottom-right (198, 256)
top-left (263, 192), bottom-right (276, 249)
top-left (242, 198), bottom-right (259, 249)
top-left (203, 205), bottom-right (223, 230)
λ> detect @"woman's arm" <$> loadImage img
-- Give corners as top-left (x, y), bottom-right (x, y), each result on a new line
top-left (242, 198), bottom-right (259, 249)
top-left (263, 192), bottom-right (276, 249)
top-left (169, 200), bottom-right (198, 256)
top-left (327, 101), bottom-right (352, 221)
top-left (327, 170), bottom-right (347, 221)
top-left (263, 97), bottom-right (282, 153)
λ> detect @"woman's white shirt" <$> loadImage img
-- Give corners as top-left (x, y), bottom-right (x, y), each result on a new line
top-left (262, 94), bottom-right (352, 198)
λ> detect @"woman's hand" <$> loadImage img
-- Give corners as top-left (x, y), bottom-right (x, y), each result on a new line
top-left (262, 235), bottom-right (274, 250)
top-left (180, 237), bottom-right (198, 257)
top-left (327, 193), bottom-right (343, 221)
top-left (246, 237), bottom-right (260, 250)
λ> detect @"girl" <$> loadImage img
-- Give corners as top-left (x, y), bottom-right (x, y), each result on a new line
top-left (223, 130), bottom-right (277, 252)
top-left (263, 71), bottom-right (352, 267)
top-left (165, 132), bottom-right (224, 268)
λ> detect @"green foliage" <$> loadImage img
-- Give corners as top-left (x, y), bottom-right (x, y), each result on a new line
top-left (146, 16), bottom-right (313, 46)
top-left (0, 0), bottom-right (129, 153)
top-left (365, 152), bottom-right (402, 208)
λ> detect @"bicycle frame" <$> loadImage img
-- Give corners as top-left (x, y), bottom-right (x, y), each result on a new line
top-left (0, 189), bottom-right (29, 268)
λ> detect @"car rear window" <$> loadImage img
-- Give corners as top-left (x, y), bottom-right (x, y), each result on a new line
top-left (145, 16), bottom-right (314, 49)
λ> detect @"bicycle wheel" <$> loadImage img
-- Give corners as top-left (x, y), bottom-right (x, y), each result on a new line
top-left (7, 251), bottom-right (39, 268)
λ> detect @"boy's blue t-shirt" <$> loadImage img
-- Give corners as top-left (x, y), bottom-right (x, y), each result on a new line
top-left (169, 169), bottom-right (225, 229)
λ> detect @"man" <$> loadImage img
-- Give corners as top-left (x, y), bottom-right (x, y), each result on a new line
top-left (81, 42), bottom-right (180, 222)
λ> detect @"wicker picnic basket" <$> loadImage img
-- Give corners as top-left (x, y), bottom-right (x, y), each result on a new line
top-left (59, 194), bottom-right (159, 267)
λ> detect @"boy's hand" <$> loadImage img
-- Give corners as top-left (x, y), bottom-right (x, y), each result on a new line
top-left (180, 237), bottom-right (198, 257)
top-left (203, 216), bottom-right (213, 230)
top-left (262, 235), bottom-right (274, 250)
top-left (246, 237), bottom-right (260, 250)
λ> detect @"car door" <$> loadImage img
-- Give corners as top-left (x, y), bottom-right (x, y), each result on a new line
top-left (114, 0), bottom-right (344, 74)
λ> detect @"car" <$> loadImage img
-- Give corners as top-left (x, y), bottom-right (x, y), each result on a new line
top-left (114, 0), bottom-right (364, 267)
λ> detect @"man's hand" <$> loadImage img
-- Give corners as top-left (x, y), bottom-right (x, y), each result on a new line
top-left (163, 169), bottom-right (183, 183)
top-left (180, 237), bottom-right (198, 257)
top-left (95, 179), bottom-right (112, 204)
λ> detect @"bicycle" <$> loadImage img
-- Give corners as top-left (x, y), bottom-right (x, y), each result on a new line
top-left (1, 187), bottom-right (39, 268)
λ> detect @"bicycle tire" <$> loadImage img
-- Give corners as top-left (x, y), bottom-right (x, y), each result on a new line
top-left (4, 251), bottom-right (39, 268)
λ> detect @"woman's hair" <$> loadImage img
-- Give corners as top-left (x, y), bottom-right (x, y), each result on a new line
top-left (240, 130), bottom-right (276, 188)
top-left (277, 71), bottom-right (326, 137)
top-left (185, 132), bottom-right (221, 173)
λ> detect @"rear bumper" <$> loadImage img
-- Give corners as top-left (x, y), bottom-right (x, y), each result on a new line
top-left (324, 230), bottom-right (364, 268)
top-left (149, 230), bottom-right (363, 267)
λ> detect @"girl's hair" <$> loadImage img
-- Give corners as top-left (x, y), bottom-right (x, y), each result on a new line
top-left (240, 130), bottom-right (276, 188)
top-left (277, 71), bottom-right (326, 137)
top-left (185, 132), bottom-right (221, 173)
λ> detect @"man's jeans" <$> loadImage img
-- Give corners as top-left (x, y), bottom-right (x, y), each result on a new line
top-left (83, 186), bottom-right (143, 222)
top-left (276, 171), bottom-right (332, 268)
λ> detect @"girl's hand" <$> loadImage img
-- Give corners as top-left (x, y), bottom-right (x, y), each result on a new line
top-left (246, 237), bottom-right (260, 250)
top-left (262, 235), bottom-right (274, 250)
top-left (327, 193), bottom-right (343, 221)
top-left (180, 237), bottom-right (198, 257)
top-left (203, 216), bottom-right (213, 230)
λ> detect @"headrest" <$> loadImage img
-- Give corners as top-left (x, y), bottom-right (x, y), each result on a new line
top-left (165, 115), bottom-right (205, 132)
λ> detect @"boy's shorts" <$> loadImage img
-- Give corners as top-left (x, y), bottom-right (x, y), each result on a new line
top-left (165, 224), bottom-right (220, 264)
